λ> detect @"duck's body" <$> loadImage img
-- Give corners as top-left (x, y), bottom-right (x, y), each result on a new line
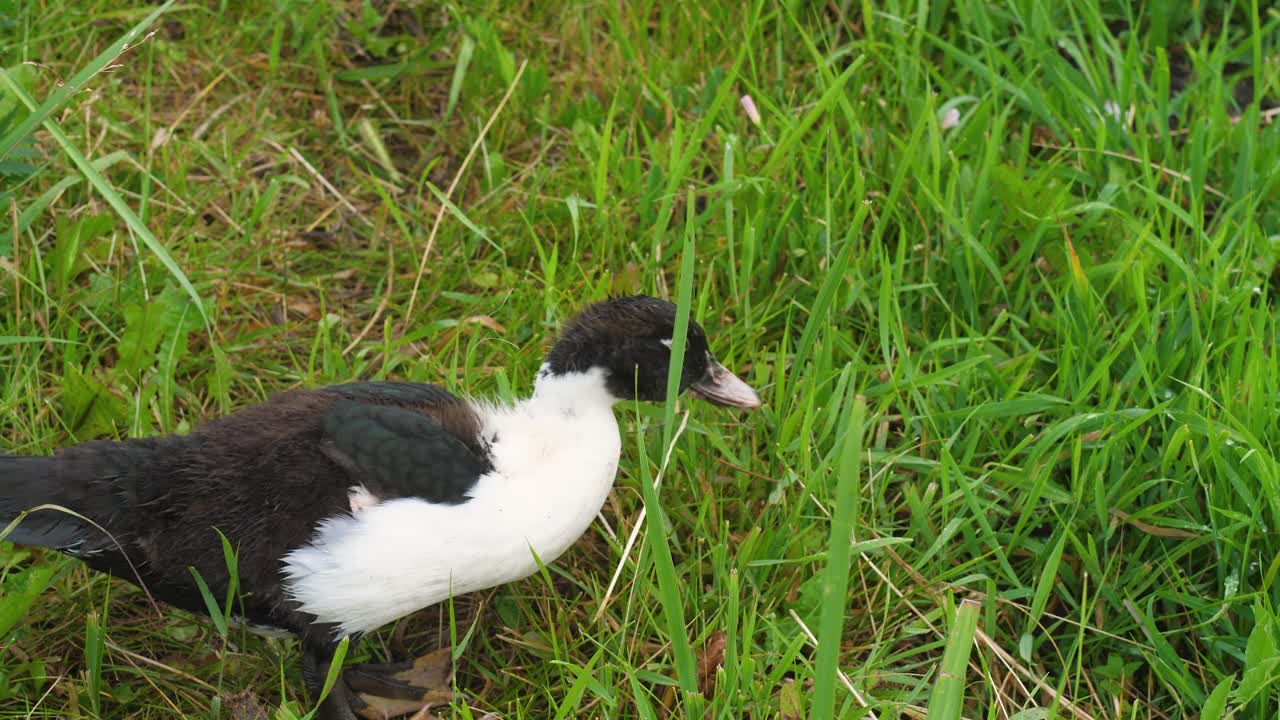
top-left (285, 368), bottom-right (623, 636)
top-left (0, 296), bottom-right (759, 720)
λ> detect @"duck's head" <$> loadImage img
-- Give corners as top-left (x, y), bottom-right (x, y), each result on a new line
top-left (541, 295), bottom-right (760, 409)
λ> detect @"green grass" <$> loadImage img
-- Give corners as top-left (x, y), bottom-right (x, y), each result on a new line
top-left (2, 0), bottom-right (1280, 717)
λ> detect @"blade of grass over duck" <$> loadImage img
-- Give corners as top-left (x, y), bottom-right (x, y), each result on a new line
top-left (633, 186), bottom-right (703, 710)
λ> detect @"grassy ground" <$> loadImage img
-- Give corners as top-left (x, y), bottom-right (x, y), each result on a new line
top-left (2, 0), bottom-right (1279, 718)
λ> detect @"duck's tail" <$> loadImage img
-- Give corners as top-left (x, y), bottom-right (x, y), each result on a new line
top-left (0, 438), bottom-right (174, 551)
top-left (1, 453), bottom-right (84, 548)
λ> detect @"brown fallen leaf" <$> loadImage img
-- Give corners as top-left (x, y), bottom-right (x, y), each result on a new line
top-left (1031, 125), bottom-right (1058, 147)
top-left (1110, 509), bottom-right (1199, 539)
top-left (288, 299), bottom-right (319, 319)
top-left (697, 630), bottom-right (727, 697)
top-left (224, 690), bottom-right (269, 720)
top-left (353, 648), bottom-right (453, 720)
top-left (466, 315), bottom-right (507, 333)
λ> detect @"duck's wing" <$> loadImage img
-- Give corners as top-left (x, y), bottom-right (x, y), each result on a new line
top-left (318, 382), bottom-right (493, 505)
top-left (323, 381), bottom-right (463, 408)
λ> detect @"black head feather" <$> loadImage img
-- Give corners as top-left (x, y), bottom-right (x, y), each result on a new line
top-left (544, 296), bottom-right (713, 402)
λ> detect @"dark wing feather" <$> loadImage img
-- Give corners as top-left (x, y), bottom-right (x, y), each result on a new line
top-left (323, 381), bottom-right (461, 406)
top-left (320, 399), bottom-right (491, 505)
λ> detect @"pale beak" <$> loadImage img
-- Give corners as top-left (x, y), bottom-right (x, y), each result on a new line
top-left (688, 359), bottom-right (761, 409)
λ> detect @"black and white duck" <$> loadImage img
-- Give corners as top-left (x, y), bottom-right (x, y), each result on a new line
top-left (0, 295), bottom-right (760, 719)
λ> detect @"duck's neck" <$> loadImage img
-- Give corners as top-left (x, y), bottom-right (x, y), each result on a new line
top-left (527, 364), bottom-right (618, 416)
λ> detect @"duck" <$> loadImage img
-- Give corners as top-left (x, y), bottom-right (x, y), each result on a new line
top-left (0, 295), bottom-right (760, 720)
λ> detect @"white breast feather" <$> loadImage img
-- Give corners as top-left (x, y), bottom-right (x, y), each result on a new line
top-left (283, 370), bottom-right (622, 637)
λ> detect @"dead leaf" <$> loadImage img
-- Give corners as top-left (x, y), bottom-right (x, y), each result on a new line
top-left (697, 630), bottom-right (727, 697)
top-left (465, 315), bottom-right (507, 333)
top-left (150, 127), bottom-right (171, 151)
top-left (223, 690), bottom-right (268, 720)
top-left (1110, 509), bottom-right (1199, 539)
top-left (354, 649), bottom-right (453, 720)
top-left (288, 299), bottom-right (319, 319)
top-left (1031, 125), bottom-right (1057, 146)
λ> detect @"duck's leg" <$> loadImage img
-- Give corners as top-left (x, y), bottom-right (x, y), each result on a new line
top-left (343, 649), bottom-right (453, 720)
top-left (301, 632), bottom-right (371, 720)
top-left (291, 614), bottom-right (452, 720)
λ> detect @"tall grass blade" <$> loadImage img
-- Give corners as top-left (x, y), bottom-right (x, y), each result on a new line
top-left (810, 394), bottom-right (866, 719)
top-left (925, 599), bottom-right (981, 720)
top-left (638, 186), bottom-right (701, 707)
